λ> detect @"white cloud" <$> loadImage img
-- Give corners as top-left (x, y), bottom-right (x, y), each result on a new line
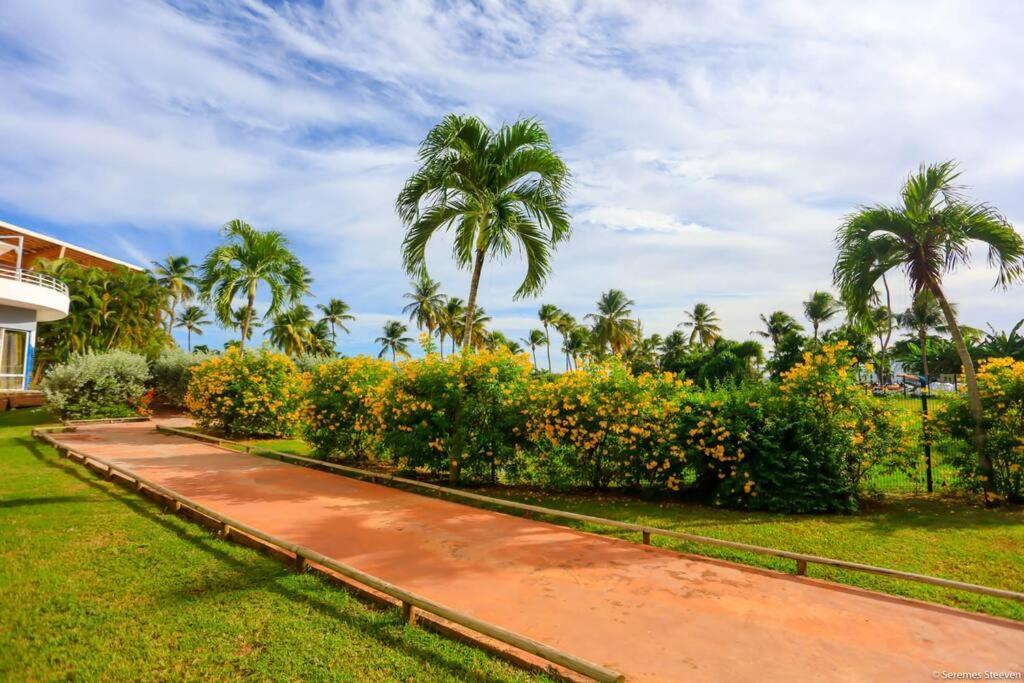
top-left (1, 0), bottom-right (1023, 356)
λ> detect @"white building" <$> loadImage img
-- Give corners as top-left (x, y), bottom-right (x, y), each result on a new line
top-left (0, 219), bottom-right (141, 406)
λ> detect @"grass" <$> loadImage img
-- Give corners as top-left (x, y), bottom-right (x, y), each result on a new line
top-left (239, 432), bottom-right (1024, 622)
top-left (0, 409), bottom-right (543, 682)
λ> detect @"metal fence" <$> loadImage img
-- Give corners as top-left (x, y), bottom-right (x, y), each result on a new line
top-left (868, 393), bottom-right (969, 494)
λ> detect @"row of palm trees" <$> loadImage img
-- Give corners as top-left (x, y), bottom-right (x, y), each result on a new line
top-left (150, 220), bottom-right (355, 355)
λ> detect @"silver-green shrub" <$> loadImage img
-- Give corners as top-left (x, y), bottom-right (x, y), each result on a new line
top-left (43, 350), bottom-right (151, 420)
top-left (151, 348), bottom-right (217, 407)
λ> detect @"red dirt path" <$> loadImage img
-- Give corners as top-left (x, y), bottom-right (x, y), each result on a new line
top-left (49, 422), bottom-right (1024, 681)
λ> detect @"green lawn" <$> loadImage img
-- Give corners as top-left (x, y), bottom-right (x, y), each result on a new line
top-left (0, 409), bottom-right (543, 682)
top-left (239, 433), bottom-right (1024, 622)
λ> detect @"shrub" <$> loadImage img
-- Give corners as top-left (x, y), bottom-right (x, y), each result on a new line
top-left (43, 350), bottom-right (151, 420)
top-left (705, 342), bottom-right (910, 513)
top-left (525, 361), bottom-right (690, 490)
top-left (375, 349), bottom-right (532, 482)
top-left (293, 353), bottom-right (335, 374)
top-left (185, 347), bottom-right (308, 437)
top-left (939, 357), bottom-right (1024, 503)
top-left (151, 348), bottom-right (217, 407)
top-left (304, 356), bottom-right (395, 460)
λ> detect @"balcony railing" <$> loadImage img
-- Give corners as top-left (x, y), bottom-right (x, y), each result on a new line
top-left (0, 267), bottom-right (70, 296)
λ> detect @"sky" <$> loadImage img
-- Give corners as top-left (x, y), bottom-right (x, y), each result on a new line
top-left (1, 0), bottom-right (1023, 358)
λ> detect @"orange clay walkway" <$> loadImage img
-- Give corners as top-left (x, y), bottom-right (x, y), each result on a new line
top-left (49, 422), bottom-right (1024, 682)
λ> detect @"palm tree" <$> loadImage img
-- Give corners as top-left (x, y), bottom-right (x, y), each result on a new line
top-left (754, 311), bottom-right (802, 347)
top-left (980, 319), bottom-right (1024, 360)
top-left (198, 220), bottom-right (308, 350)
top-left (150, 255), bottom-right (196, 334)
top-left (895, 291), bottom-right (947, 382)
top-left (459, 306), bottom-right (492, 350)
top-left (175, 305), bottom-right (210, 352)
top-left (586, 289), bottom-right (638, 355)
top-left (437, 296), bottom-right (464, 357)
top-left (403, 274), bottom-right (445, 337)
top-left (266, 304), bottom-right (315, 355)
top-left (228, 307), bottom-right (261, 342)
top-left (803, 291), bottom-right (843, 341)
top-left (866, 305), bottom-right (895, 384)
top-left (317, 298), bottom-right (355, 344)
top-left (681, 303), bottom-right (721, 348)
top-left (562, 326), bottom-right (589, 370)
top-left (537, 304), bottom-right (561, 371)
top-left (552, 311), bottom-right (577, 371)
top-left (522, 329), bottom-right (548, 368)
top-left (308, 319), bottom-right (335, 356)
top-left (376, 320), bottom-right (413, 363)
top-left (396, 114), bottom-right (571, 350)
top-left (834, 160), bottom-right (1024, 493)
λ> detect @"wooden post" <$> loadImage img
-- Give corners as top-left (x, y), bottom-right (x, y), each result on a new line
top-left (219, 523), bottom-right (231, 539)
top-left (642, 530), bottom-right (652, 545)
top-left (294, 553), bottom-right (308, 574)
top-left (796, 559), bottom-right (808, 576)
top-left (402, 601), bottom-right (417, 626)
top-left (173, 500), bottom-right (182, 513)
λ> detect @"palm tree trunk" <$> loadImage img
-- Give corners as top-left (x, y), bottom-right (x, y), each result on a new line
top-left (463, 248), bottom-right (485, 351)
top-left (544, 323), bottom-right (552, 371)
top-left (240, 284), bottom-right (256, 352)
top-left (928, 282), bottom-right (994, 498)
top-left (880, 273), bottom-right (893, 384)
top-left (439, 332), bottom-right (446, 359)
top-left (187, 328), bottom-right (192, 352)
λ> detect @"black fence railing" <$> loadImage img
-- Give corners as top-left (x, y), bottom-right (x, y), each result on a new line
top-left (869, 393), bottom-right (968, 494)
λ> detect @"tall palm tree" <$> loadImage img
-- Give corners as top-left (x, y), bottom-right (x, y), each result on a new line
top-left (803, 291), bottom-right (843, 341)
top-left (198, 219), bottom-right (309, 350)
top-left (396, 114), bottom-right (571, 350)
top-left (458, 306), bottom-right (492, 350)
top-left (150, 255), bottom-right (196, 334)
top-left (834, 160), bottom-right (1024, 493)
top-left (681, 303), bottom-right (721, 348)
top-left (437, 296), bottom-right (464, 358)
top-left (521, 329), bottom-right (548, 368)
top-left (552, 310), bottom-right (577, 371)
top-left (175, 305), bottom-right (210, 352)
top-left (402, 274), bottom-right (446, 337)
top-left (537, 304), bottom-right (561, 371)
top-left (895, 291), bottom-right (947, 382)
top-left (376, 320), bottom-right (413, 363)
top-left (266, 304), bottom-right (315, 355)
top-left (586, 289), bottom-right (638, 355)
top-left (308, 319), bottom-right (335, 356)
top-left (866, 305), bottom-right (895, 384)
top-left (317, 298), bottom-right (355, 344)
top-left (562, 326), bottom-right (589, 371)
top-left (754, 311), bottom-right (802, 347)
top-left (228, 307), bottom-right (261, 342)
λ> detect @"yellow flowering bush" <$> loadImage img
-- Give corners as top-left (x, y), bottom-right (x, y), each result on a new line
top-left (304, 356), bottom-right (395, 460)
top-left (375, 349), bottom-right (532, 482)
top-left (939, 357), bottom-right (1024, 502)
top-left (524, 361), bottom-right (690, 490)
top-left (185, 347), bottom-right (308, 437)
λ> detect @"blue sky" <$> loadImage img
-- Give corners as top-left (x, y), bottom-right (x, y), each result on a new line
top-left (1, 0), bottom-right (1023, 357)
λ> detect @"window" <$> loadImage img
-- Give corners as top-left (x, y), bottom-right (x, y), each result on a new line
top-left (0, 329), bottom-right (28, 391)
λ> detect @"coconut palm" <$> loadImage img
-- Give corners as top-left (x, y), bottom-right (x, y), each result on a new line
top-left (681, 303), bottom-right (721, 348)
top-left (198, 219), bottom-right (309, 350)
top-left (562, 326), bottom-right (589, 371)
top-left (175, 305), bottom-right (210, 352)
top-left (458, 306), bottom-right (492, 350)
top-left (376, 320), bottom-right (413, 363)
top-left (308, 319), bottom-right (335, 356)
top-left (521, 329), bottom-right (548, 368)
top-left (980, 319), bottom-right (1024, 361)
top-left (397, 114), bottom-right (571, 350)
top-left (552, 311), bottom-right (577, 371)
top-left (150, 255), bottom-right (196, 333)
top-left (266, 304), bottom-right (315, 356)
top-left (436, 296), bottom-right (464, 357)
top-left (834, 160), bottom-right (1024, 493)
top-left (537, 303), bottom-right (562, 371)
top-left (866, 305), bottom-right (895, 384)
top-left (586, 289), bottom-right (638, 355)
top-left (895, 292), bottom-right (947, 382)
top-left (753, 311), bottom-right (803, 347)
top-left (803, 291), bottom-right (843, 341)
top-left (317, 298), bottom-right (355, 343)
top-left (228, 307), bottom-right (261, 342)
top-left (403, 274), bottom-right (446, 337)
